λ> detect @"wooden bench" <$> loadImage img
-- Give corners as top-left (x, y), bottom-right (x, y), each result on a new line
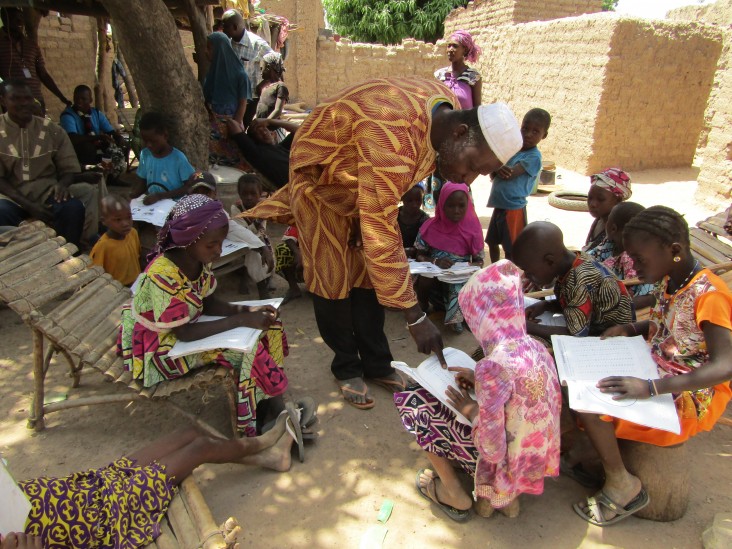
top-left (691, 208), bottom-right (732, 267)
top-left (0, 222), bottom-right (241, 435)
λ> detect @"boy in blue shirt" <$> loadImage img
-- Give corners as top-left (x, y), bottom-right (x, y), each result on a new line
top-left (131, 112), bottom-right (195, 205)
top-left (486, 108), bottom-right (551, 262)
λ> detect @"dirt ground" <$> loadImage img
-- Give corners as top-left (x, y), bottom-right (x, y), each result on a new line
top-left (0, 167), bottom-right (730, 548)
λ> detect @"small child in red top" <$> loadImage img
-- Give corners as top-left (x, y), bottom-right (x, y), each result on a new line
top-left (90, 195), bottom-right (142, 286)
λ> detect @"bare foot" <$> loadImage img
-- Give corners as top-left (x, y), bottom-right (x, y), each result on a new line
top-left (248, 411), bottom-right (287, 452)
top-left (418, 469), bottom-right (472, 512)
top-left (239, 431), bottom-right (293, 472)
top-left (337, 377), bottom-right (374, 409)
top-left (474, 498), bottom-right (494, 518)
top-left (497, 497), bottom-right (520, 518)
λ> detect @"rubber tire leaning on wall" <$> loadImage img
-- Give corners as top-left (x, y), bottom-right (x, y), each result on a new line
top-left (548, 190), bottom-right (590, 212)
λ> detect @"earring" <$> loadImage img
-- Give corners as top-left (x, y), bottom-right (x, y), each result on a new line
top-left (673, 256), bottom-right (681, 263)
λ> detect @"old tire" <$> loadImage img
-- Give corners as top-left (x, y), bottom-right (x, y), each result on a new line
top-left (548, 190), bottom-right (589, 212)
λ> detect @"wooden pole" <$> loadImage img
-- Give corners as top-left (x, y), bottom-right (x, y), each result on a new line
top-left (182, 0), bottom-right (210, 84)
top-left (28, 329), bottom-right (46, 431)
top-left (180, 478), bottom-right (227, 549)
top-left (94, 17), bottom-right (117, 124)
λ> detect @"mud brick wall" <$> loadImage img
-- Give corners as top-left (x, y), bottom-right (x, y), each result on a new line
top-left (444, 0), bottom-right (602, 31)
top-left (37, 13), bottom-right (97, 122)
top-left (315, 37), bottom-right (444, 101)
top-left (592, 19), bottom-right (723, 173)
top-left (669, 0), bottom-right (732, 206)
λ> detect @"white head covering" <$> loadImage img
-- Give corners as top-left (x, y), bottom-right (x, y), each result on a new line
top-left (477, 103), bottom-right (522, 165)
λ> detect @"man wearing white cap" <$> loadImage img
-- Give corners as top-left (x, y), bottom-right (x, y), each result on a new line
top-left (245, 77), bottom-right (521, 410)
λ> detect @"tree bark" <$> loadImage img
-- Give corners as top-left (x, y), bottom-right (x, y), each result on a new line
top-left (94, 17), bottom-right (117, 124)
top-left (182, 0), bottom-right (210, 84)
top-left (100, 0), bottom-right (207, 168)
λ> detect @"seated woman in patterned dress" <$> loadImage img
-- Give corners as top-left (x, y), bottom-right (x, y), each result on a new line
top-left (117, 195), bottom-right (290, 439)
top-left (572, 206), bottom-right (732, 527)
top-left (415, 182), bottom-right (484, 333)
top-left (395, 261), bottom-right (561, 522)
top-left (6, 414), bottom-right (294, 548)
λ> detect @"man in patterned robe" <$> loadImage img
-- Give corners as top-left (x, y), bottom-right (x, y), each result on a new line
top-left (246, 77), bottom-right (522, 409)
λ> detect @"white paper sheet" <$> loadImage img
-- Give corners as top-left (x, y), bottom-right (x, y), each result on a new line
top-left (221, 239), bottom-right (249, 257)
top-left (408, 259), bottom-right (480, 283)
top-left (0, 458), bottom-right (31, 535)
top-left (524, 296), bottom-right (567, 327)
top-left (130, 196), bottom-right (176, 227)
top-left (168, 298), bottom-right (283, 358)
top-left (392, 347), bottom-right (476, 425)
top-left (551, 335), bottom-right (680, 433)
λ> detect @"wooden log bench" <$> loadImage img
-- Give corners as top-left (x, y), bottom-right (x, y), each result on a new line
top-left (691, 208), bottom-right (732, 267)
top-left (0, 222), bottom-right (240, 435)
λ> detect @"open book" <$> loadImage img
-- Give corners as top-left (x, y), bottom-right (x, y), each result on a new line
top-left (524, 296), bottom-right (566, 327)
top-left (551, 335), bottom-right (680, 434)
top-left (408, 260), bottom-right (480, 284)
top-left (0, 458), bottom-right (31, 535)
top-left (391, 347), bottom-right (476, 425)
top-left (168, 298), bottom-right (283, 358)
top-left (130, 196), bottom-right (176, 227)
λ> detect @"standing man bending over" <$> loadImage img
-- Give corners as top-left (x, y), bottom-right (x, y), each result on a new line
top-left (245, 77), bottom-right (522, 409)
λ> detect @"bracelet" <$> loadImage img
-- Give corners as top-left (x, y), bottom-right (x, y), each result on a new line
top-left (406, 312), bottom-right (427, 329)
top-left (647, 378), bottom-right (656, 397)
top-left (651, 379), bottom-right (659, 396)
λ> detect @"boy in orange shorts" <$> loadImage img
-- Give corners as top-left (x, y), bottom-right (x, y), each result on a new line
top-left (486, 108), bottom-right (551, 262)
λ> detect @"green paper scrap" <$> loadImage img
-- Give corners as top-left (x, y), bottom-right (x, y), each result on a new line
top-left (45, 393), bottom-right (68, 404)
top-left (377, 499), bottom-right (394, 524)
top-left (359, 525), bottom-right (388, 549)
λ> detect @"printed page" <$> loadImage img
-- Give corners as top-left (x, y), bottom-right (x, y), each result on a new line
top-left (221, 239), bottom-right (250, 257)
top-left (391, 348), bottom-right (476, 425)
top-left (524, 296), bottom-right (566, 327)
top-left (552, 336), bottom-right (680, 434)
top-left (130, 196), bottom-right (176, 227)
top-left (168, 299), bottom-right (283, 358)
top-left (0, 458), bottom-right (31, 535)
top-left (408, 260), bottom-right (443, 277)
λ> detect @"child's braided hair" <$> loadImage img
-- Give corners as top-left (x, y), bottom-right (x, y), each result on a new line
top-left (623, 205), bottom-right (690, 247)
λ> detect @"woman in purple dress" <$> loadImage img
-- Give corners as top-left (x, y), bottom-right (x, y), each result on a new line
top-left (434, 30), bottom-right (482, 110)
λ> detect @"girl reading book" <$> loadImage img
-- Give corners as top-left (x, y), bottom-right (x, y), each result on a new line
top-left (414, 182), bottom-right (484, 333)
top-left (394, 261), bottom-right (561, 521)
top-left (572, 206), bottom-right (732, 527)
top-left (117, 195), bottom-right (289, 438)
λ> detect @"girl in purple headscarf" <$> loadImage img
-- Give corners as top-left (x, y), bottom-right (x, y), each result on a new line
top-left (434, 30), bottom-right (483, 109)
top-left (118, 195), bottom-right (293, 447)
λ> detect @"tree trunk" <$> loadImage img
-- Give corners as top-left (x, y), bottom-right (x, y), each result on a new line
top-left (100, 0), bottom-right (207, 168)
top-left (94, 17), bottom-right (117, 125)
top-left (204, 6), bottom-right (214, 34)
top-left (182, 0), bottom-right (210, 84)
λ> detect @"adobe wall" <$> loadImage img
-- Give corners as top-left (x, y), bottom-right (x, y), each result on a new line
top-left (37, 13), bottom-right (97, 122)
top-left (444, 0), bottom-right (602, 30)
top-left (313, 15), bottom-right (721, 174)
top-left (315, 38), bottom-right (444, 101)
top-left (668, 0), bottom-right (732, 206)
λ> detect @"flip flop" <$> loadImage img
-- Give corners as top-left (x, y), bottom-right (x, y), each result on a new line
top-left (367, 372), bottom-right (407, 394)
top-left (560, 457), bottom-right (605, 489)
top-left (284, 401), bottom-right (305, 463)
top-left (337, 380), bottom-right (375, 410)
top-left (573, 488), bottom-right (650, 527)
top-left (414, 469), bottom-right (471, 523)
top-left (295, 396), bottom-right (318, 429)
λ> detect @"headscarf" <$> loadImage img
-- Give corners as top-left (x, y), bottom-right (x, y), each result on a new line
top-left (202, 32), bottom-right (252, 106)
top-left (150, 195), bottom-right (228, 260)
top-left (450, 30), bottom-right (481, 64)
top-left (419, 182), bottom-right (484, 256)
top-left (262, 51), bottom-right (285, 76)
top-left (590, 167), bottom-right (632, 200)
top-left (458, 261), bottom-right (526, 353)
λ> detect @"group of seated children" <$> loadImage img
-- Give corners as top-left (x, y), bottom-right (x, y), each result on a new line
top-left (397, 205), bottom-right (731, 528)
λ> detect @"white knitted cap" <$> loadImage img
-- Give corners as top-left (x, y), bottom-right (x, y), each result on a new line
top-left (477, 102), bottom-right (522, 165)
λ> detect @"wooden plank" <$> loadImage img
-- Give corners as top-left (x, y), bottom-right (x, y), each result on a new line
top-left (166, 495), bottom-right (200, 549)
top-left (690, 228), bottom-right (732, 259)
top-left (0, 239), bottom-right (67, 279)
top-left (179, 478), bottom-right (227, 549)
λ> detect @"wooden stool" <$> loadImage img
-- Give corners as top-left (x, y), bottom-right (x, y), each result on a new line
top-left (619, 440), bottom-right (690, 522)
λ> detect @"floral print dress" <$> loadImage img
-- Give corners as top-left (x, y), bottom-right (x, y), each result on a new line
top-left (395, 261), bottom-right (561, 508)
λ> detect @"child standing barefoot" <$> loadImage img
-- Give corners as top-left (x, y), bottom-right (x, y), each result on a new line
top-left (573, 206), bottom-right (732, 526)
top-left (118, 195), bottom-right (289, 438)
top-left (395, 261), bottom-right (561, 521)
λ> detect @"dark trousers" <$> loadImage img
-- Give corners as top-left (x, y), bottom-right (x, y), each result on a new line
top-left (0, 197), bottom-right (85, 248)
top-left (311, 288), bottom-right (394, 381)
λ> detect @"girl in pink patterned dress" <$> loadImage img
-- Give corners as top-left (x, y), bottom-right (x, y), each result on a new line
top-left (394, 261), bottom-right (561, 521)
